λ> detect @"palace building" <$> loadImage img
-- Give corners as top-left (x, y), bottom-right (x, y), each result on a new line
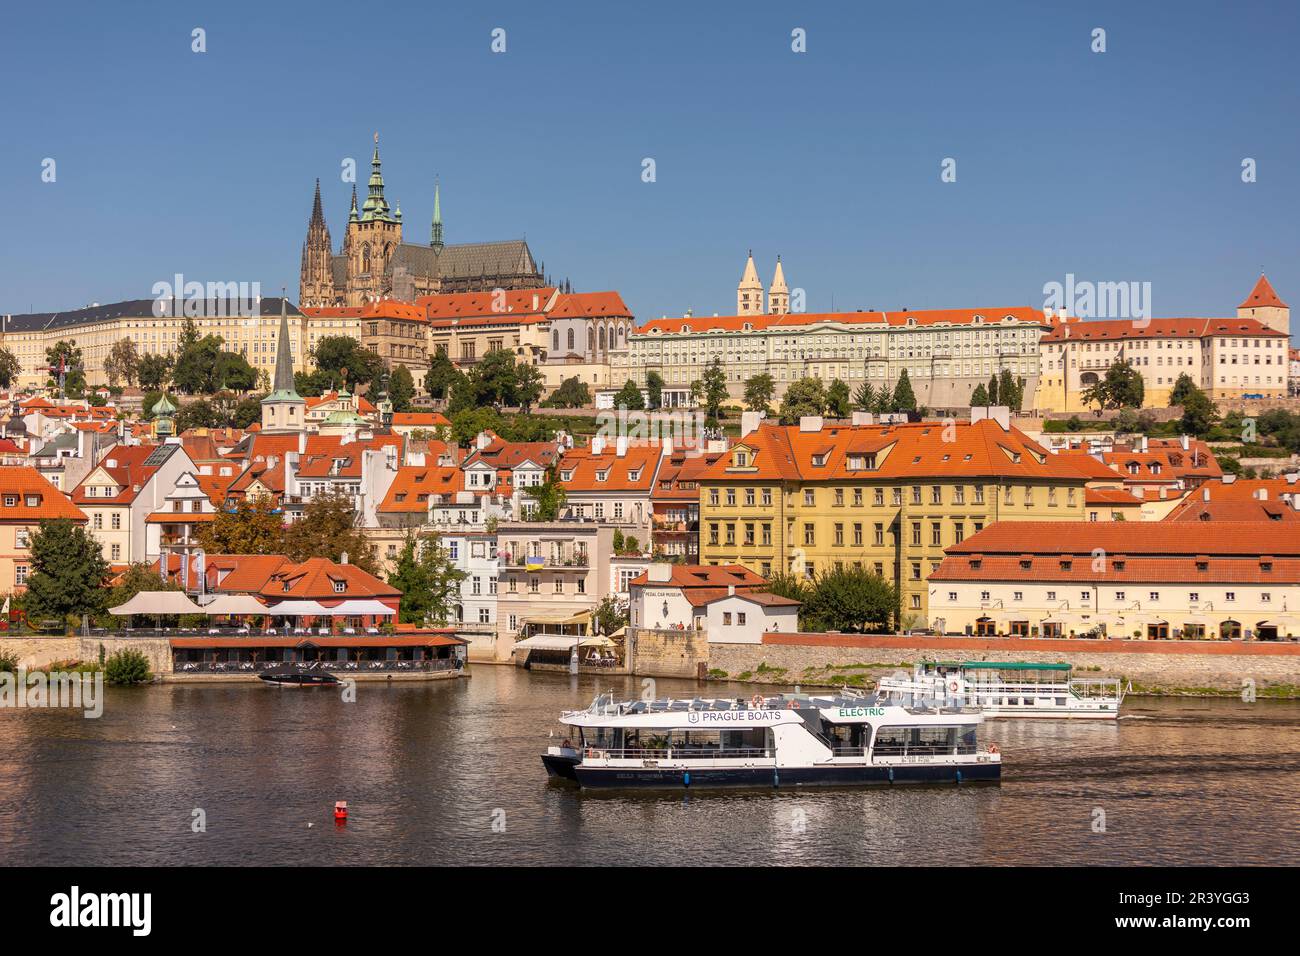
top-left (695, 409), bottom-right (1090, 626)
top-left (298, 135), bottom-right (546, 308)
top-left (1035, 275), bottom-right (1291, 412)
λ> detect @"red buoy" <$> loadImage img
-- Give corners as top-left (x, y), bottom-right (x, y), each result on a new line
top-left (334, 801), bottom-right (348, 823)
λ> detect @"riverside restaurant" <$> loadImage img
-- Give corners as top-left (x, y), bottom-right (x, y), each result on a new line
top-left (169, 629), bottom-right (468, 675)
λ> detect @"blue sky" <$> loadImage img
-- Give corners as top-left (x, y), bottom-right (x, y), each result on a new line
top-left (1, 1), bottom-right (1297, 341)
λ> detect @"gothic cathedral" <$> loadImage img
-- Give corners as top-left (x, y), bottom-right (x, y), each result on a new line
top-left (299, 135), bottom-right (546, 307)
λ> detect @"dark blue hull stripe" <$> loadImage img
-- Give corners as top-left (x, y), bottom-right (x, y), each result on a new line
top-left (568, 763), bottom-right (1001, 789)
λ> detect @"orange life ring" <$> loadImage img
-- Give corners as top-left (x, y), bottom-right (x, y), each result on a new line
top-left (948, 680), bottom-right (960, 693)
top-left (750, 694), bottom-right (764, 710)
top-left (987, 743), bottom-right (1000, 754)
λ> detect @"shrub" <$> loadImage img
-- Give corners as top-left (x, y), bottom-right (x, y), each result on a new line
top-left (104, 648), bottom-right (152, 685)
top-left (0, 648), bottom-right (19, 673)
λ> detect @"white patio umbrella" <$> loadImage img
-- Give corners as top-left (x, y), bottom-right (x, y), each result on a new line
top-left (200, 594), bottom-right (269, 616)
top-left (264, 600), bottom-right (332, 617)
top-left (329, 599), bottom-right (397, 616)
top-left (109, 591), bottom-right (205, 616)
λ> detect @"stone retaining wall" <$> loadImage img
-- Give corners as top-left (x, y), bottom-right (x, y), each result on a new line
top-left (0, 637), bottom-right (79, 669)
top-left (706, 636), bottom-right (1300, 695)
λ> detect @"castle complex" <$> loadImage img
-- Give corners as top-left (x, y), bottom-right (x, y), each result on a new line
top-left (298, 135), bottom-right (546, 308)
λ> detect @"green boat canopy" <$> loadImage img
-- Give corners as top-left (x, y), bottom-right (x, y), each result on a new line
top-left (927, 661), bottom-right (1072, 672)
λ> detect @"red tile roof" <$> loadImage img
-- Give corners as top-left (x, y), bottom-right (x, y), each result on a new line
top-left (0, 466), bottom-right (87, 522)
top-left (378, 464), bottom-right (462, 513)
top-left (701, 419), bottom-right (1091, 483)
top-left (261, 557), bottom-right (399, 600)
top-left (638, 307), bottom-right (1044, 335)
top-left (627, 564), bottom-right (768, 589)
top-left (558, 442), bottom-right (663, 492)
top-left (1239, 274), bottom-right (1287, 310)
top-left (391, 411), bottom-right (451, 428)
top-left (1041, 315), bottom-right (1285, 342)
top-left (70, 444), bottom-right (167, 505)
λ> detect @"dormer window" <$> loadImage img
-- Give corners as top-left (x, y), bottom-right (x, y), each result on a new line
top-left (628, 469), bottom-right (641, 481)
top-left (561, 470), bottom-right (574, 482)
top-left (596, 469), bottom-right (609, 482)
top-left (333, 580), bottom-right (345, 593)
top-left (733, 451), bottom-right (748, 467)
top-left (812, 453), bottom-right (828, 467)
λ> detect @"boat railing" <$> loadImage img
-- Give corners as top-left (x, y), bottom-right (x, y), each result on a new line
top-left (1068, 677), bottom-right (1125, 700)
top-left (175, 659), bottom-right (461, 674)
top-left (872, 743), bottom-right (980, 757)
top-left (583, 747), bottom-right (773, 761)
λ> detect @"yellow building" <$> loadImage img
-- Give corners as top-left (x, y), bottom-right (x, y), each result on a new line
top-left (695, 409), bottom-right (1089, 626)
top-left (0, 296), bottom-right (323, 390)
top-left (0, 466), bottom-right (88, 595)
top-left (1036, 276), bottom-right (1291, 412)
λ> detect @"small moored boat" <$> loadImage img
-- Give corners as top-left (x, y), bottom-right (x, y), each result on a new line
top-left (878, 660), bottom-right (1124, 719)
top-left (258, 671), bottom-right (341, 688)
top-left (543, 689), bottom-right (1001, 790)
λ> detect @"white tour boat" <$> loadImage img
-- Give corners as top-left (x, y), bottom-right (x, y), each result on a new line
top-left (877, 661), bottom-right (1124, 720)
top-left (542, 689), bottom-right (1001, 790)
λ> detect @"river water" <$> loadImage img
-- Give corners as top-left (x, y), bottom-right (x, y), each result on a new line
top-left (1, 667), bottom-right (1296, 866)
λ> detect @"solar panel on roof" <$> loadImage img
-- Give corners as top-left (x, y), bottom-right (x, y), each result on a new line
top-left (142, 445), bottom-right (176, 467)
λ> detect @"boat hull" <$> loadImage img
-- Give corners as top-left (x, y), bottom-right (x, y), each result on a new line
top-left (569, 762), bottom-right (1000, 790)
top-left (258, 674), bottom-right (340, 687)
top-left (542, 752), bottom-right (581, 781)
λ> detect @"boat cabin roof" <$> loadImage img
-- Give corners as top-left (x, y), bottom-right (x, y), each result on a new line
top-left (928, 661), bottom-right (1072, 672)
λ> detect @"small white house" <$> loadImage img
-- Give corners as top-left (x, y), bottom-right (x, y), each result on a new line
top-left (704, 591), bottom-right (801, 644)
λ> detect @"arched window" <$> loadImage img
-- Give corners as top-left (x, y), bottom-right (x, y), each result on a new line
top-left (361, 244), bottom-right (371, 273)
top-left (599, 326), bottom-right (606, 351)
top-left (552, 330), bottom-right (560, 352)
top-left (587, 328), bottom-right (595, 352)
top-left (567, 329), bottom-right (575, 351)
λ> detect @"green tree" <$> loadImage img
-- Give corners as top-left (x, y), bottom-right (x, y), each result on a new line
top-left (779, 377), bottom-right (827, 424)
top-left (103, 339), bottom-right (140, 388)
top-left (423, 350), bottom-right (462, 400)
top-left (171, 332), bottom-right (226, 393)
top-left (852, 381), bottom-right (876, 412)
top-left (1179, 386), bottom-right (1219, 436)
top-left (826, 379), bottom-right (852, 418)
top-left (104, 648), bottom-right (152, 685)
top-left (645, 370), bottom-right (665, 410)
top-left (802, 566), bottom-right (896, 633)
top-left (1169, 372), bottom-right (1198, 407)
top-left (1082, 361), bottom-right (1144, 410)
top-left (282, 493), bottom-right (378, 575)
top-left (311, 335), bottom-right (384, 392)
top-left (23, 519), bottom-right (109, 626)
top-left (701, 358), bottom-right (729, 420)
top-left (525, 465), bottom-right (568, 521)
top-left (543, 376), bottom-right (591, 408)
top-left (100, 563), bottom-right (179, 625)
top-left (449, 406), bottom-right (505, 445)
top-left (987, 374), bottom-right (999, 406)
top-left (46, 341), bottom-right (86, 396)
top-left (744, 373), bottom-right (775, 413)
top-left (613, 379), bottom-right (645, 410)
top-left (998, 369), bottom-right (1018, 409)
top-left (386, 532), bottom-right (465, 625)
top-left (231, 394), bottom-right (265, 429)
top-left (215, 351), bottom-right (257, 392)
top-left (137, 353), bottom-right (172, 391)
top-left (174, 399), bottom-right (222, 432)
top-left (970, 383), bottom-right (989, 407)
top-left (892, 370), bottom-right (917, 414)
top-left (196, 497), bottom-right (285, 555)
top-left (514, 362), bottom-right (544, 413)
top-left (388, 365), bottom-right (416, 413)
top-left (470, 349), bottom-right (522, 406)
top-left (591, 595), bottom-right (629, 637)
top-left (0, 347), bottom-right (20, 388)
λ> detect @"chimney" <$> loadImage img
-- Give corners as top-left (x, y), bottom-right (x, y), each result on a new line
top-left (1223, 474), bottom-right (1237, 484)
top-left (648, 563), bottom-right (672, 583)
top-left (476, 431), bottom-right (491, 451)
top-left (740, 410), bottom-right (766, 436)
top-left (298, 431), bottom-right (307, 454)
top-left (798, 416), bottom-right (824, 433)
top-left (1256, 488), bottom-right (1268, 500)
top-left (728, 584), bottom-right (736, 596)
top-left (340, 551), bottom-right (349, 565)
top-left (989, 406), bottom-right (1011, 430)
top-left (970, 406), bottom-right (988, 424)
top-left (1140, 435), bottom-right (1149, 453)
top-left (591, 434), bottom-right (606, 455)
top-left (615, 435), bottom-right (627, 458)
top-left (1202, 486), bottom-right (1210, 501)
top-left (1181, 434), bottom-right (1190, 451)
top-left (851, 411), bottom-right (874, 426)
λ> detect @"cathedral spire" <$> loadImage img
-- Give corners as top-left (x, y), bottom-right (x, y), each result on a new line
top-left (360, 132), bottom-right (396, 222)
top-left (348, 184), bottom-right (359, 223)
top-left (270, 295), bottom-right (298, 397)
top-left (310, 178), bottom-right (325, 229)
top-left (430, 177), bottom-right (444, 252)
top-left (737, 249), bottom-right (764, 316)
